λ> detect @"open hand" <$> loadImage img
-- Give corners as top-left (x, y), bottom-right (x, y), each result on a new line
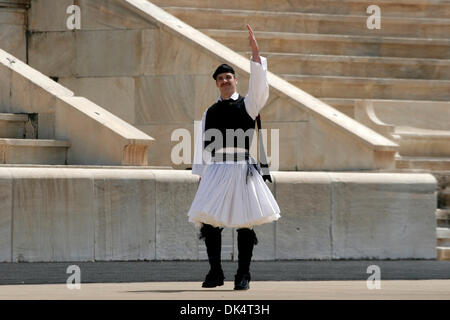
top-left (247, 24), bottom-right (261, 64)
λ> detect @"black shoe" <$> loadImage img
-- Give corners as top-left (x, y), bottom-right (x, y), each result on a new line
top-left (202, 271), bottom-right (225, 288)
top-left (234, 273), bottom-right (250, 290)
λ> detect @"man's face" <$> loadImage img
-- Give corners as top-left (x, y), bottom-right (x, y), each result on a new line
top-left (216, 72), bottom-right (238, 99)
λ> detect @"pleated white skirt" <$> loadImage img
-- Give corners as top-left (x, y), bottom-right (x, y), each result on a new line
top-left (188, 162), bottom-right (281, 229)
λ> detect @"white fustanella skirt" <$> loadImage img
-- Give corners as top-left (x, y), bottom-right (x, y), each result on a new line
top-left (187, 161), bottom-right (281, 229)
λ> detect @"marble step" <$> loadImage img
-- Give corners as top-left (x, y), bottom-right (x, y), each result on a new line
top-left (0, 3), bottom-right (28, 13)
top-left (436, 209), bottom-right (450, 228)
top-left (239, 52), bottom-right (450, 80)
top-left (281, 74), bottom-right (450, 101)
top-left (0, 138), bottom-right (70, 165)
top-left (165, 7), bottom-right (450, 39)
top-left (202, 29), bottom-right (450, 59)
top-left (320, 98), bottom-right (450, 121)
top-left (395, 156), bottom-right (450, 171)
top-left (0, 113), bottom-right (29, 138)
top-left (0, 0), bottom-right (29, 9)
top-left (152, 0), bottom-right (450, 18)
top-left (437, 227), bottom-right (450, 246)
top-left (392, 127), bottom-right (450, 157)
top-left (437, 246), bottom-right (450, 260)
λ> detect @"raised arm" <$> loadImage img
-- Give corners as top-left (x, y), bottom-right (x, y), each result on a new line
top-left (247, 24), bottom-right (261, 64)
top-left (244, 25), bottom-right (269, 120)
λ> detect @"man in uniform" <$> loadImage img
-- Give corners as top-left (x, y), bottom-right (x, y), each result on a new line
top-left (188, 25), bottom-right (280, 290)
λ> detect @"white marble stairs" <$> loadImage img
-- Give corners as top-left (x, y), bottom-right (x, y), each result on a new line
top-left (436, 223), bottom-right (450, 261)
top-left (436, 180), bottom-right (450, 260)
top-left (149, 0), bottom-right (450, 18)
top-left (152, 0), bottom-right (450, 108)
top-left (0, 113), bottom-right (70, 165)
top-left (392, 128), bottom-right (450, 172)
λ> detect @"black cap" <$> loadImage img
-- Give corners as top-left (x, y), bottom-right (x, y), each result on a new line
top-left (212, 64), bottom-right (235, 80)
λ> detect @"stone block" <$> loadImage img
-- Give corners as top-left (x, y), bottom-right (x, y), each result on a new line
top-left (154, 170), bottom-right (199, 260)
top-left (261, 121), bottom-right (302, 171)
top-left (136, 123), bottom-right (193, 169)
top-left (274, 172), bottom-right (332, 259)
top-left (0, 170), bottom-right (12, 262)
top-left (0, 66), bottom-right (12, 111)
top-left (59, 77), bottom-right (136, 124)
top-left (298, 115), bottom-right (377, 170)
top-left (76, 29), bottom-right (144, 77)
top-left (30, 29), bottom-right (152, 78)
top-left (142, 30), bottom-right (221, 77)
top-left (0, 117), bottom-right (25, 138)
top-left (78, 0), bottom-right (156, 31)
top-left (135, 75), bottom-right (214, 125)
top-left (28, 0), bottom-right (156, 31)
top-left (11, 168), bottom-right (95, 262)
top-left (28, 0), bottom-right (73, 32)
top-left (54, 96), bottom-right (151, 166)
top-left (0, 142), bottom-right (68, 165)
top-left (28, 31), bottom-right (76, 78)
top-left (330, 173), bottom-right (438, 259)
top-left (37, 112), bottom-right (55, 139)
top-left (0, 9), bottom-right (25, 25)
top-left (0, 24), bottom-right (26, 62)
top-left (261, 95), bottom-right (309, 122)
top-left (92, 170), bottom-right (156, 261)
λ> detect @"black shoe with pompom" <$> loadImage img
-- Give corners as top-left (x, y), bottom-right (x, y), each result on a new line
top-left (202, 270), bottom-right (225, 288)
top-left (234, 272), bottom-right (250, 290)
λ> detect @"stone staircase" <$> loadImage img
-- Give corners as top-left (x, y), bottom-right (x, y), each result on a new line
top-left (0, 113), bottom-right (70, 165)
top-left (437, 185), bottom-right (450, 260)
top-left (154, 1), bottom-right (450, 105)
top-left (0, 1), bottom-right (68, 166)
top-left (150, 0), bottom-right (450, 259)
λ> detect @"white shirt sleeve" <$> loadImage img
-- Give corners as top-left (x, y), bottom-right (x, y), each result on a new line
top-left (191, 110), bottom-right (208, 177)
top-left (244, 56), bottom-right (269, 120)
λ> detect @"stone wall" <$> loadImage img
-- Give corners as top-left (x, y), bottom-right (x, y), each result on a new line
top-left (0, 1), bottom-right (27, 62)
top-left (25, 0), bottom-right (398, 171)
top-left (0, 167), bottom-right (437, 262)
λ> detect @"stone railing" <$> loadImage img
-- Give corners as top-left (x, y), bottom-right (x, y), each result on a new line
top-left (0, 48), bottom-right (154, 165)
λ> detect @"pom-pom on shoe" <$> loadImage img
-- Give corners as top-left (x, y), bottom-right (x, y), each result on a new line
top-left (233, 273), bottom-right (250, 290)
top-left (202, 270), bottom-right (225, 288)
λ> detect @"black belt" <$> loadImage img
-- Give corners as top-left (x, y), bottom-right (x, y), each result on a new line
top-left (212, 151), bottom-right (250, 162)
top-left (211, 151), bottom-right (262, 184)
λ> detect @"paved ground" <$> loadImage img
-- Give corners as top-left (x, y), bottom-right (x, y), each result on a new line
top-left (0, 280), bottom-right (450, 300)
top-left (1, 260), bottom-right (449, 285)
top-left (0, 261), bottom-right (449, 301)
